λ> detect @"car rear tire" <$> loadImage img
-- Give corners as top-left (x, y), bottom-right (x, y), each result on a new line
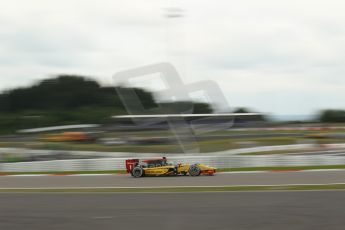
top-left (132, 167), bottom-right (144, 178)
top-left (189, 165), bottom-right (201, 176)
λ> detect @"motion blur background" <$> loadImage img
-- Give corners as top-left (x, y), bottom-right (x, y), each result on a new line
top-left (0, 0), bottom-right (345, 170)
top-left (2, 1), bottom-right (345, 230)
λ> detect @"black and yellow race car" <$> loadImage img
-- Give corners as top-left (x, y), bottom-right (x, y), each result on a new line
top-left (125, 157), bottom-right (216, 178)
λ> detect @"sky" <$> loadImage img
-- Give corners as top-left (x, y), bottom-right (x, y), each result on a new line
top-left (1, 0), bottom-right (345, 116)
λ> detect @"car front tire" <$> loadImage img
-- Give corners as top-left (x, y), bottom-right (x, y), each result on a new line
top-left (189, 165), bottom-right (201, 176)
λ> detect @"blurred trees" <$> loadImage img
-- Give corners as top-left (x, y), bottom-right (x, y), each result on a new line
top-left (0, 75), bottom-right (214, 133)
top-left (0, 75), bottom-right (156, 111)
top-left (158, 101), bottom-right (213, 114)
top-left (320, 110), bottom-right (345, 123)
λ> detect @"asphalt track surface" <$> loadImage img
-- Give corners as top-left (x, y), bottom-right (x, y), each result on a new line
top-left (1, 191), bottom-right (345, 230)
top-left (1, 170), bottom-right (345, 188)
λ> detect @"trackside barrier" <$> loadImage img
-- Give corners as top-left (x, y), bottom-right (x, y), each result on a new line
top-left (1, 155), bottom-right (345, 172)
top-left (0, 144), bottom-right (335, 157)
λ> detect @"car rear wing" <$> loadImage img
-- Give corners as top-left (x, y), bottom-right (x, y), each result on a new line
top-left (125, 159), bottom-right (139, 173)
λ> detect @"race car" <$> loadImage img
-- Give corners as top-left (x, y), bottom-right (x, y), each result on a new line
top-left (125, 157), bottom-right (216, 178)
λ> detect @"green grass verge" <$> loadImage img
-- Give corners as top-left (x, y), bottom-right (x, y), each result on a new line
top-left (0, 137), bottom-right (319, 153)
top-left (1, 184), bottom-right (345, 193)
